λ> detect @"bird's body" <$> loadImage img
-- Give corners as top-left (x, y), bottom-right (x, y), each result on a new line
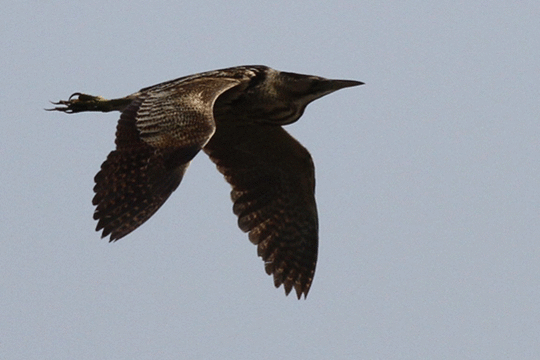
top-left (50, 65), bottom-right (363, 298)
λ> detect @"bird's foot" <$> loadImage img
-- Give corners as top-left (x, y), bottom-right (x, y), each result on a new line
top-left (47, 93), bottom-right (113, 113)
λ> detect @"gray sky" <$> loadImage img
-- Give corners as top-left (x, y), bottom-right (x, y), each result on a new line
top-left (2, 1), bottom-right (539, 359)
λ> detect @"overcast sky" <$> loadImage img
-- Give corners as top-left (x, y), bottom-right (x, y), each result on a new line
top-left (2, 1), bottom-right (539, 359)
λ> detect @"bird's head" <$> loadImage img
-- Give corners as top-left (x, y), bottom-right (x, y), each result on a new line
top-left (213, 65), bottom-right (363, 126)
top-left (254, 68), bottom-right (364, 125)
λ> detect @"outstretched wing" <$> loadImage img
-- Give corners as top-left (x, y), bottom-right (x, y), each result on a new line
top-left (93, 78), bottom-right (241, 241)
top-left (204, 123), bottom-right (318, 298)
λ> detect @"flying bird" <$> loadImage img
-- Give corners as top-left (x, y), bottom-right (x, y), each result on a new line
top-left (49, 65), bottom-right (363, 298)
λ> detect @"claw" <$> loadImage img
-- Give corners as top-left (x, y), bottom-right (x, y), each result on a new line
top-left (45, 93), bottom-right (107, 113)
top-left (45, 99), bottom-right (72, 113)
top-left (69, 92), bottom-right (82, 101)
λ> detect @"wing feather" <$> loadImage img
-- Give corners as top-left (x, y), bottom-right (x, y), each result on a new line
top-left (204, 123), bottom-right (318, 298)
top-left (93, 78), bottom-right (241, 240)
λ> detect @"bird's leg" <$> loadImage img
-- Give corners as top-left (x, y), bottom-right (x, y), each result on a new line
top-left (47, 93), bottom-right (134, 113)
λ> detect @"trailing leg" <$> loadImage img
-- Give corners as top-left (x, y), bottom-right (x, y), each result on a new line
top-left (48, 93), bottom-right (134, 113)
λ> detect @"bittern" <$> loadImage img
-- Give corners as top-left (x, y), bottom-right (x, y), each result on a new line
top-left (49, 65), bottom-right (363, 298)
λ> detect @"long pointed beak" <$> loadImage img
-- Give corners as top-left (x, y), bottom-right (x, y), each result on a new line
top-left (312, 78), bottom-right (364, 98)
top-left (326, 79), bottom-right (364, 90)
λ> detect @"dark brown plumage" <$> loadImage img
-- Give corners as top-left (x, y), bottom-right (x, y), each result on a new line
top-left (49, 65), bottom-right (363, 298)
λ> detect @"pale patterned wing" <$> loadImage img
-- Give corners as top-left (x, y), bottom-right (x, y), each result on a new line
top-left (204, 123), bottom-right (318, 298)
top-left (93, 79), bottom-right (241, 241)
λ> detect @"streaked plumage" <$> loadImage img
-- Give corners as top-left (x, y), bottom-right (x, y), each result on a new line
top-left (50, 65), bottom-right (363, 298)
